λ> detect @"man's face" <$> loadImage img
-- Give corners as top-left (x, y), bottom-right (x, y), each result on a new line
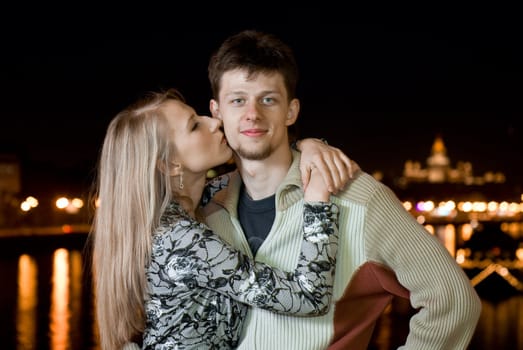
top-left (210, 69), bottom-right (299, 161)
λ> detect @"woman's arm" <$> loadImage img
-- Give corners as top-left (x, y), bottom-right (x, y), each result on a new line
top-left (200, 174), bottom-right (229, 206)
top-left (155, 200), bottom-right (338, 316)
top-left (200, 138), bottom-right (359, 205)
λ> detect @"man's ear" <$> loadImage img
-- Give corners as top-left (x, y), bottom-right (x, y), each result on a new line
top-left (210, 99), bottom-right (221, 119)
top-left (285, 98), bottom-right (300, 126)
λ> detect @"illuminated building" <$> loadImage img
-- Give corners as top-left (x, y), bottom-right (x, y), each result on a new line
top-left (398, 135), bottom-right (506, 187)
top-left (384, 136), bottom-right (523, 293)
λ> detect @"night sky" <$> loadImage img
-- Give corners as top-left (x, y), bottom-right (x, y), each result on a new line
top-left (1, 5), bottom-right (522, 196)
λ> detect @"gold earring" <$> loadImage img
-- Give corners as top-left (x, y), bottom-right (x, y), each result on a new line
top-left (179, 171), bottom-right (184, 189)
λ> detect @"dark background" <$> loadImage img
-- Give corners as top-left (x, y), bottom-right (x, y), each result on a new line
top-left (1, 4), bottom-right (522, 197)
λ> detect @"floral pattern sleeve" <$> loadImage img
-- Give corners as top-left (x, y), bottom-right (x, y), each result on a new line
top-left (200, 174), bottom-right (229, 206)
top-left (143, 200), bottom-right (338, 348)
top-left (148, 201), bottom-right (339, 316)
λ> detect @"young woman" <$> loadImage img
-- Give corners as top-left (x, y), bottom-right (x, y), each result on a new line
top-left (91, 89), bottom-right (352, 349)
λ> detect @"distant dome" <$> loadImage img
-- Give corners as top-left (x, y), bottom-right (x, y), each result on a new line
top-left (432, 136), bottom-right (447, 155)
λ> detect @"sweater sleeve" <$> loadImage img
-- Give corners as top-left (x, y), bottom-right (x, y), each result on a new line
top-left (364, 183), bottom-right (481, 349)
top-left (153, 202), bottom-right (339, 316)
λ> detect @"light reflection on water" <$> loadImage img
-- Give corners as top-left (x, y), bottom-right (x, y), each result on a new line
top-left (17, 254), bottom-right (38, 349)
top-left (12, 243), bottom-right (96, 350)
top-left (3, 233), bottom-right (523, 350)
top-left (50, 248), bottom-right (70, 350)
top-left (69, 250), bottom-right (84, 348)
top-left (473, 296), bottom-right (523, 349)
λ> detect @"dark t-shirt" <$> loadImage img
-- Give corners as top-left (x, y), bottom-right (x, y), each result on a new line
top-left (238, 185), bottom-right (275, 256)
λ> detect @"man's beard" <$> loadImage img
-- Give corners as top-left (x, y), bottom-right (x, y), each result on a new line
top-left (235, 144), bottom-right (272, 161)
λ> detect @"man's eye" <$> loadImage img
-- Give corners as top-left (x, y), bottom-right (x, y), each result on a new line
top-left (191, 122), bottom-right (199, 131)
top-left (262, 97), bottom-right (274, 104)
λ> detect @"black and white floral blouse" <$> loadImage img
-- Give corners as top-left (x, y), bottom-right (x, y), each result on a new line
top-left (142, 176), bottom-right (339, 349)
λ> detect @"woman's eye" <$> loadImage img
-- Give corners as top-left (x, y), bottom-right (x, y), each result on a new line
top-left (191, 122), bottom-right (199, 131)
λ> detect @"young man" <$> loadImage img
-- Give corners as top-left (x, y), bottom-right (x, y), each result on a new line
top-left (204, 30), bottom-right (481, 349)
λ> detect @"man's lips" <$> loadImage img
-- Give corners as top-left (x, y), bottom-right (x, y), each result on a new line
top-left (241, 129), bottom-right (266, 137)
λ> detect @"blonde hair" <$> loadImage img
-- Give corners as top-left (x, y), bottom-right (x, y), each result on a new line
top-left (90, 89), bottom-right (184, 349)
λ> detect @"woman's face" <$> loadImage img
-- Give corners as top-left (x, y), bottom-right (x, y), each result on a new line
top-left (162, 99), bottom-right (232, 174)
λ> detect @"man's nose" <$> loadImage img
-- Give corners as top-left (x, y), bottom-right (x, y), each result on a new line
top-left (244, 100), bottom-right (260, 121)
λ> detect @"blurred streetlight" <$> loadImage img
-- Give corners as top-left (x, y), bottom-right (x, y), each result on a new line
top-left (55, 197), bottom-right (84, 214)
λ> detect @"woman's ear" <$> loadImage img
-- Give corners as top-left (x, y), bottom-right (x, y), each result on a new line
top-left (169, 162), bottom-right (183, 176)
top-left (157, 160), bottom-right (182, 176)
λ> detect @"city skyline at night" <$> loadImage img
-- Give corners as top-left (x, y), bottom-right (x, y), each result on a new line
top-left (1, 9), bottom-right (522, 349)
top-left (1, 6), bottom-right (522, 195)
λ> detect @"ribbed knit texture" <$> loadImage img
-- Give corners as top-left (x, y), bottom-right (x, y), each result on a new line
top-left (204, 151), bottom-right (481, 350)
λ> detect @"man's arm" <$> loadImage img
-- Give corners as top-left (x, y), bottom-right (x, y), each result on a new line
top-left (366, 183), bottom-right (481, 349)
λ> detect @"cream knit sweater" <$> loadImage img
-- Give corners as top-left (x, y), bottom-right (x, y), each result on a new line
top-left (204, 151), bottom-right (481, 350)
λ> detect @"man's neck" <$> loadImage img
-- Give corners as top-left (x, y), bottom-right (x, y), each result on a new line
top-left (236, 147), bottom-right (293, 200)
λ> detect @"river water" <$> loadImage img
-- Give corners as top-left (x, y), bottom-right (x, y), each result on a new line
top-left (1, 233), bottom-right (522, 349)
